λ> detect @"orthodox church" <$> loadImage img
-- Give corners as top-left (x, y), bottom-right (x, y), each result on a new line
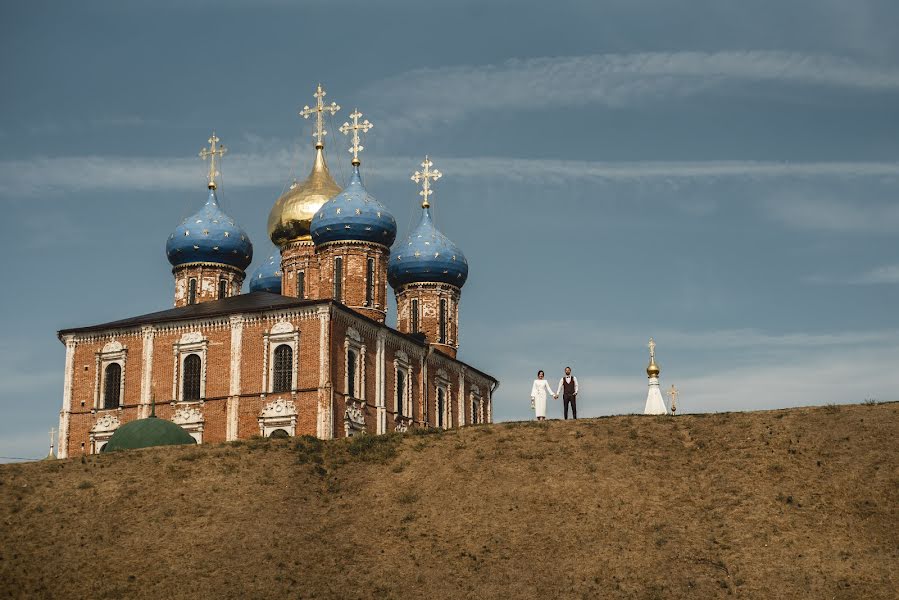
top-left (54, 85), bottom-right (497, 458)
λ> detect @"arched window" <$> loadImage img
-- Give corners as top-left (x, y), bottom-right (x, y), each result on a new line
top-left (103, 363), bottom-right (121, 409)
top-left (183, 354), bottom-right (202, 401)
top-left (269, 428), bottom-right (289, 439)
top-left (396, 370), bottom-right (405, 417)
top-left (347, 349), bottom-right (357, 398)
top-left (188, 278), bottom-right (197, 305)
top-left (218, 278), bottom-right (228, 300)
top-left (436, 387), bottom-right (445, 428)
top-left (411, 299), bottom-right (419, 333)
top-left (333, 257), bottom-right (343, 301)
top-left (365, 258), bottom-right (374, 307)
top-left (296, 271), bottom-right (305, 299)
top-left (439, 298), bottom-right (447, 343)
top-left (272, 344), bottom-right (293, 393)
top-left (472, 399), bottom-right (480, 425)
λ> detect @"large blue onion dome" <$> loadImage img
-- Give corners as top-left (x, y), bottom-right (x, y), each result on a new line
top-left (388, 205), bottom-right (468, 289)
top-left (166, 187), bottom-right (253, 270)
top-left (310, 164), bottom-right (397, 247)
top-left (249, 251), bottom-right (282, 293)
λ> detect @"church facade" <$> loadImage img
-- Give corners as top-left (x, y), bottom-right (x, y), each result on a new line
top-left (55, 87), bottom-right (497, 458)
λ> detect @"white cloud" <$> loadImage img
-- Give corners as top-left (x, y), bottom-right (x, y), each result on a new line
top-left (361, 51), bottom-right (899, 130)
top-left (806, 264), bottom-right (899, 285)
top-left (3, 152), bottom-right (897, 197)
top-left (764, 192), bottom-right (899, 233)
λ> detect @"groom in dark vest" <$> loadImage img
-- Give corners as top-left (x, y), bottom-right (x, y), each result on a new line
top-left (555, 366), bottom-right (579, 419)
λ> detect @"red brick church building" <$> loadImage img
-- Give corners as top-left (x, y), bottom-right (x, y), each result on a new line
top-left (55, 88), bottom-right (497, 457)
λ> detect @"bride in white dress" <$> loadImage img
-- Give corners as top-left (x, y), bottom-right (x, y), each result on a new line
top-left (530, 370), bottom-right (556, 421)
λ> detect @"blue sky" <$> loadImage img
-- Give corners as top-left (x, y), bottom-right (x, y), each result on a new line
top-left (1, 0), bottom-right (897, 460)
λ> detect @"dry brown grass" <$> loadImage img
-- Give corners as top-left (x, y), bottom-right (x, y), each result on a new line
top-left (1, 403), bottom-right (897, 599)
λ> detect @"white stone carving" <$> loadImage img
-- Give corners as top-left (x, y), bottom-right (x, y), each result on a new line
top-left (394, 418), bottom-right (409, 433)
top-left (102, 340), bottom-right (123, 353)
top-left (259, 398), bottom-right (298, 437)
top-left (347, 327), bottom-right (362, 342)
top-left (180, 331), bottom-right (204, 344)
top-left (270, 320), bottom-right (295, 334)
top-left (172, 405), bottom-right (204, 425)
top-left (91, 414), bottom-right (121, 432)
top-left (395, 350), bottom-right (409, 363)
top-left (344, 399), bottom-right (366, 437)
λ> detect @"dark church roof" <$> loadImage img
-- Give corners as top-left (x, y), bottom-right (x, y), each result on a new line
top-left (58, 291), bottom-right (497, 384)
top-left (58, 292), bottom-right (321, 336)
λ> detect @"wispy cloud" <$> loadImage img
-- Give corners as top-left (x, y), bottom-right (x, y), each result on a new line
top-left (764, 192), bottom-right (899, 233)
top-left (806, 264), bottom-right (899, 285)
top-left (3, 152), bottom-right (897, 197)
top-left (360, 51), bottom-right (899, 130)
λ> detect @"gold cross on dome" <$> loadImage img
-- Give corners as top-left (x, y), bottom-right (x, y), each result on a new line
top-left (667, 384), bottom-right (679, 413)
top-left (648, 337), bottom-right (656, 360)
top-left (199, 132), bottom-right (227, 190)
top-left (411, 156), bottom-right (442, 208)
top-left (339, 109), bottom-right (373, 166)
top-left (49, 427), bottom-right (55, 447)
top-left (300, 83), bottom-right (340, 148)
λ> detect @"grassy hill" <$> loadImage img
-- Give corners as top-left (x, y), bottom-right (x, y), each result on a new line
top-left (1, 402), bottom-right (897, 599)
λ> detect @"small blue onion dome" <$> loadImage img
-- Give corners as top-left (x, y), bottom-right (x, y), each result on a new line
top-left (249, 252), bottom-right (282, 293)
top-left (310, 165), bottom-right (397, 247)
top-left (388, 206), bottom-right (468, 289)
top-left (166, 188), bottom-right (253, 270)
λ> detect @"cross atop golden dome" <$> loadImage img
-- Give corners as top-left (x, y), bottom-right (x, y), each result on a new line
top-left (199, 132), bottom-right (227, 190)
top-left (646, 337), bottom-right (660, 378)
top-left (300, 84), bottom-right (340, 148)
top-left (339, 109), bottom-right (373, 166)
top-left (411, 156), bottom-right (442, 209)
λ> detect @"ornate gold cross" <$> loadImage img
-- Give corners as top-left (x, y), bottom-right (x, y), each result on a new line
top-left (648, 337), bottom-right (656, 360)
top-left (300, 83), bottom-right (340, 148)
top-left (339, 109), bottom-right (373, 166)
top-left (667, 384), bottom-right (679, 414)
top-left (199, 132), bottom-right (227, 189)
top-left (411, 156), bottom-right (442, 208)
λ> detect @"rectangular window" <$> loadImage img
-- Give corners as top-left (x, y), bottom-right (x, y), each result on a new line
top-left (411, 299), bottom-right (419, 333)
top-left (188, 278), bottom-right (197, 305)
top-left (365, 258), bottom-right (374, 307)
top-left (347, 349), bottom-right (357, 398)
top-left (218, 278), bottom-right (228, 300)
top-left (472, 399), bottom-right (480, 425)
top-left (396, 370), bottom-right (405, 417)
top-left (439, 298), bottom-right (447, 344)
top-left (297, 271), bottom-right (305, 299)
top-left (334, 257), bottom-right (343, 301)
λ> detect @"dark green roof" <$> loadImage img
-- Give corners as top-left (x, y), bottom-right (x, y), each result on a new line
top-left (102, 416), bottom-right (197, 452)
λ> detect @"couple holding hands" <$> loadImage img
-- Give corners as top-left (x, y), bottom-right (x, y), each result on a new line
top-left (530, 367), bottom-right (579, 421)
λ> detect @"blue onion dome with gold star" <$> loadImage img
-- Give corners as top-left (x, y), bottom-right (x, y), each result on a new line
top-left (310, 163), bottom-right (397, 246)
top-left (249, 251), bottom-right (282, 293)
top-left (388, 156), bottom-right (468, 289)
top-left (166, 133), bottom-right (253, 270)
top-left (166, 186), bottom-right (253, 270)
top-left (388, 204), bottom-right (468, 288)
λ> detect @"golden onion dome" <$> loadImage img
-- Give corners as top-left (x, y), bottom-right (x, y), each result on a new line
top-left (268, 145), bottom-right (341, 246)
top-left (646, 357), bottom-right (660, 378)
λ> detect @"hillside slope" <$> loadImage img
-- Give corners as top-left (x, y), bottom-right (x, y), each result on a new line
top-left (1, 403), bottom-right (897, 599)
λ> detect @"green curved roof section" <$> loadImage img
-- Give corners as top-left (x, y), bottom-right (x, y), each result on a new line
top-left (102, 416), bottom-right (197, 452)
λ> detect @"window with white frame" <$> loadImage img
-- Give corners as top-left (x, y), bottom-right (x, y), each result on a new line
top-left (471, 388), bottom-right (482, 425)
top-left (344, 327), bottom-right (365, 401)
top-left (188, 278), bottom-right (197, 304)
top-left (174, 331), bottom-right (207, 402)
top-left (394, 351), bottom-right (412, 419)
top-left (95, 340), bottom-right (126, 410)
top-left (435, 370), bottom-right (451, 429)
top-left (264, 321), bottom-right (299, 394)
top-left (183, 354), bottom-right (202, 400)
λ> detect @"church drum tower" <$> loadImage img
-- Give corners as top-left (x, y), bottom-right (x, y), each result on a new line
top-left (388, 157), bottom-right (468, 358)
